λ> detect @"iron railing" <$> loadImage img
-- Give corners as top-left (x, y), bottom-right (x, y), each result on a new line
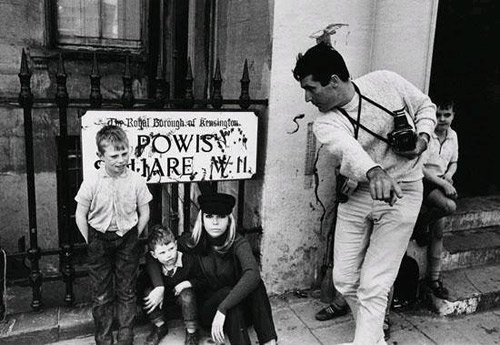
top-left (0, 49), bottom-right (267, 317)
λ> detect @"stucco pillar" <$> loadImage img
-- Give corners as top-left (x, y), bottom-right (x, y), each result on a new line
top-left (370, 0), bottom-right (439, 92)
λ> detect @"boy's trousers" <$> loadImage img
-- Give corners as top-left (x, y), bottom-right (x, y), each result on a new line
top-left (87, 227), bottom-right (140, 345)
top-left (199, 280), bottom-right (277, 345)
top-left (333, 181), bottom-right (422, 345)
top-left (144, 285), bottom-right (198, 331)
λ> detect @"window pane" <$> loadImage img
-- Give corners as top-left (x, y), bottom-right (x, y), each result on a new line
top-left (58, 0), bottom-right (99, 37)
top-left (57, 0), bottom-right (141, 47)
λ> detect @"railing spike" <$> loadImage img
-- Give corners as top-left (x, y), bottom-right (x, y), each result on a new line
top-left (121, 55), bottom-right (134, 108)
top-left (90, 53), bottom-right (102, 108)
top-left (124, 54), bottom-right (131, 77)
top-left (239, 59), bottom-right (250, 109)
top-left (57, 53), bottom-right (66, 75)
top-left (186, 57), bottom-right (193, 80)
top-left (20, 49), bottom-right (30, 75)
top-left (242, 59), bottom-right (249, 82)
top-left (214, 59), bottom-right (222, 81)
top-left (91, 53), bottom-right (100, 76)
top-left (211, 59), bottom-right (223, 109)
top-left (184, 57), bottom-right (194, 108)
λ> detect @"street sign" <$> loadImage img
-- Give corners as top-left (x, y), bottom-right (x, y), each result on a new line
top-left (80, 110), bottom-right (258, 183)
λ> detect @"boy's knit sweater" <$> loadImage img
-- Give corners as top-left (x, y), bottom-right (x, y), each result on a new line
top-left (313, 70), bottom-right (437, 183)
top-left (146, 251), bottom-right (204, 292)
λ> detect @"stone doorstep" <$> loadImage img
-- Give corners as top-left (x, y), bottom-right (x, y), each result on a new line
top-left (430, 262), bottom-right (500, 316)
top-left (443, 195), bottom-right (500, 233)
top-left (442, 226), bottom-right (500, 271)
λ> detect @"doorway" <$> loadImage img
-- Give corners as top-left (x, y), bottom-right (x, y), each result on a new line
top-left (429, 0), bottom-right (499, 197)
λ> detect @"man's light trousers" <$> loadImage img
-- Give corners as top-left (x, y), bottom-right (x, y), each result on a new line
top-left (333, 180), bottom-right (422, 345)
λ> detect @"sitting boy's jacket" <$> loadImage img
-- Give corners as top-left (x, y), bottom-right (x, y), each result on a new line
top-left (146, 251), bottom-right (205, 292)
top-left (75, 168), bottom-right (152, 237)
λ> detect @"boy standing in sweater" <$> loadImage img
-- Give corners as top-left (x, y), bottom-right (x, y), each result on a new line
top-left (293, 43), bottom-right (436, 345)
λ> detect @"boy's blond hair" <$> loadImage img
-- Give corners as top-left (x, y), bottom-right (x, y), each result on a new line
top-left (96, 125), bottom-right (129, 155)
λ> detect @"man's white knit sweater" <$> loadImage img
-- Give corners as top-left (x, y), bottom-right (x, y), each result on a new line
top-left (313, 70), bottom-right (437, 183)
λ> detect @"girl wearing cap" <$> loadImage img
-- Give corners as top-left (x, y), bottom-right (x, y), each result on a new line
top-left (183, 192), bottom-right (277, 345)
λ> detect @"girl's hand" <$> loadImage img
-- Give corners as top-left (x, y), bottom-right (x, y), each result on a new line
top-left (173, 281), bottom-right (192, 296)
top-left (211, 310), bottom-right (226, 344)
top-left (143, 286), bottom-right (165, 314)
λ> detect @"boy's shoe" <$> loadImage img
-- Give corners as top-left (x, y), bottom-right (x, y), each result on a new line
top-left (315, 303), bottom-right (349, 321)
top-left (185, 330), bottom-right (199, 345)
top-left (145, 324), bottom-right (169, 345)
top-left (383, 316), bottom-right (391, 340)
top-left (428, 279), bottom-right (449, 299)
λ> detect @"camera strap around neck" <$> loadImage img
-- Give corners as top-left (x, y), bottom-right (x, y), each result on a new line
top-left (336, 82), bottom-right (391, 144)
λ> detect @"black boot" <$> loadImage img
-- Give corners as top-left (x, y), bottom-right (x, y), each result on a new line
top-left (145, 324), bottom-right (169, 345)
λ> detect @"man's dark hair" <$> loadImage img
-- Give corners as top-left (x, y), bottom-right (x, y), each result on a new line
top-left (293, 43), bottom-right (350, 86)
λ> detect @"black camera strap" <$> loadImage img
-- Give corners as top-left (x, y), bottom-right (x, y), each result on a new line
top-left (336, 82), bottom-right (395, 144)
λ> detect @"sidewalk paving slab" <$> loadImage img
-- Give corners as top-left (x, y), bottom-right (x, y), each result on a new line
top-left (399, 308), bottom-right (500, 345)
top-left (2, 291), bottom-right (500, 345)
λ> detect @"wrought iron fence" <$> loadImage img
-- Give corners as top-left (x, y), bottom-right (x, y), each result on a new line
top-left (0, 49), bottom-right (267, 317)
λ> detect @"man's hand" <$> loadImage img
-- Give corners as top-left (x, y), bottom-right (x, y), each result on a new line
top-left (366, 167), bottom-right (403, 206)
top-left (392, 134), bottom-right (428, 159)
top-left (143, 286), bottom-right (165, 314)
top-left (173, 281), bottom-right (192, 296)
top-left (211, 310), bottom-right (226, 344)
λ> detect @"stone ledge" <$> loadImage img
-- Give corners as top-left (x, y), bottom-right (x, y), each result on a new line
top-left (429, 262), bottom-right (500, 316)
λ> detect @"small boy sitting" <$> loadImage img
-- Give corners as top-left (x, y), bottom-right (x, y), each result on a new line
top-left (142, 225), bottom-right (202, 345)
top-left (413, 99), bottom-right (459, 299)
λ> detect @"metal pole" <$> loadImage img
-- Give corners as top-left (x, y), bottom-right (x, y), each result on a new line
top-left (56, 54), bottom-right (75, 306)
top-left (18, 49), bottom-right (42, 311)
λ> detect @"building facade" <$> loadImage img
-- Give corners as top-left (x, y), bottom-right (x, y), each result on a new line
top-left (1, 0), bottom-right (497, 295)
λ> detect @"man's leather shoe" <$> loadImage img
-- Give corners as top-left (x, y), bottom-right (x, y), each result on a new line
top-left (315, 303), bottom-right (349, 321)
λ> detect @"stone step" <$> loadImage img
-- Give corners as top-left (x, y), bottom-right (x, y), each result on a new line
top-left (443, 195), bottom-right (500, 233)
top-left (441, 226), bottom-right (500, 271)
top-left (426, 262), bottom-right (500, 316)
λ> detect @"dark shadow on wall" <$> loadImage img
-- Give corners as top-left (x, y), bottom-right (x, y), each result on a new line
top-left (429, 0), bottom-right (500, 197)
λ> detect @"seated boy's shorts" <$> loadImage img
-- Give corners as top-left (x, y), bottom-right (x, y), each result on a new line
top-left (423, 179), bottom-right (441, 200)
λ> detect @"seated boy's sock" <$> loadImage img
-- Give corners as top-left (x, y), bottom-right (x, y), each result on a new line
top-left (185, 329), bottom-right (199, 345)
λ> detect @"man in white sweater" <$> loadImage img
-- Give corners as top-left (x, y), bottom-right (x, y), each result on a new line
top-left (293, 43), bottom-right (436, 345)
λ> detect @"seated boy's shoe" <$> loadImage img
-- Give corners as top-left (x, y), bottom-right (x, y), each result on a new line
top-left (428, 279), bottom-right (449, 299)
top-left (145, 324), bottom-right (169, 345)
top-left (315, 303), bottom-right (349, 321)
top-left (184, 330), bottom-right (199, 345)
top-left (383, 316), bottom-right (391, 340)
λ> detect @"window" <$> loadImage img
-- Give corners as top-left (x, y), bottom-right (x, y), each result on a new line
top-left (54, 0), bottom-right (144, 49)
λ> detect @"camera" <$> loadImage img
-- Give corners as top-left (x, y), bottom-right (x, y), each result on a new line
top-left (388, 109), bottom-right (417, 151)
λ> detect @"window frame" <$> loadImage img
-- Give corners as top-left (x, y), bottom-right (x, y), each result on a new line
top-left (46, 0), bottom-right (149, 55)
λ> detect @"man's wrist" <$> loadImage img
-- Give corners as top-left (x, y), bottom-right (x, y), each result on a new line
top-left (366, 166), bottom-right (383, 180)
top-left (419, 133), bottom-right (430, 147)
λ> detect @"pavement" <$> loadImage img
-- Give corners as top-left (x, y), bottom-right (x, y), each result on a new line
top-left (1, 288), bottom-right (500, 345)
